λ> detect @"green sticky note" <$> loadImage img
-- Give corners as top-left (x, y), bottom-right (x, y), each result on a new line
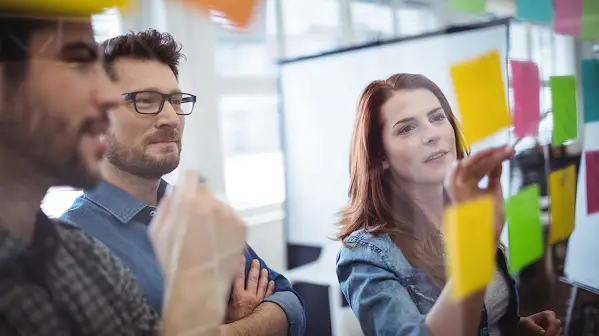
top-left (550, 76), bottom-right (578, 145)
top-left (581, 0), bottom-right (599, 41)
top-left (450, 0), bottom-right (487, 14)
top-left (507, 184), bottom-right (544, 274)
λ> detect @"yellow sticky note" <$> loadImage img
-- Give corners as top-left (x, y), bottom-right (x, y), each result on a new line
top-left (0, 0), bottom-right (131, 16)
top-left (450, 50), bottom-right (512, 144)
top-left (548, 165), bottom-right (576, 245)
top-left (443, 196), bottom-right (495, 301)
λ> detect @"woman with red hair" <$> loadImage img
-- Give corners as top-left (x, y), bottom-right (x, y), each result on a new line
top-left (336, 73), bottom-right (561, 336)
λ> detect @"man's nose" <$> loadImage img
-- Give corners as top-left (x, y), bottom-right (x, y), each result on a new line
top-left (156, 100), bottom-right (181, 128)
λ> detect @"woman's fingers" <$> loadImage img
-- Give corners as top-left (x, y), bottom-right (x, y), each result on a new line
top-left (459, 146), bottom-right (513, 184)
top-left (458, 146), bottom-right (498, 171)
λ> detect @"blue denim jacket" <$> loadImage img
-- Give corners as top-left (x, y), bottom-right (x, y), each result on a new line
top-left (337, 229), bottom-right (519, 336)
top-left (61, 180), bottom-right (305, 336)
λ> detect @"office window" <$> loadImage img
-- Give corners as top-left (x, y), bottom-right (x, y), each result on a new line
top-left (91, 8), bottom-right (122, 42)
top-left (530, 26), bottom-right (554, 79)
top-left (510, 22), bottom-right (529, 59)
top-left (216, 42), bottom-right (277, 76)
top-left (351, 1), bottom-right (394, 43)
top-left (216, 0), bottom-right (278, 76)
top-left (219, 95), bottom-right (285, 209)
top-left (42, 189), bottom-right (83, 218)
top-left (281, 0), bottom-right (343, 58)
top-left (396, 7), bottom-right (438, 37)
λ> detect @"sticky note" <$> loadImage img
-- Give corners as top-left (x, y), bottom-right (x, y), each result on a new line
top-left (511, 60), bottom-right (541, 138)
top-left (0, 0), bottom-right (130, 16)
top-left (554, 0), bottom-right (582, 36)
top-left (507, 184), bottom-right (544, 274)
top-left (450, 50), bottom-right (511, 144)
top-left (550, 76), bottom-right (578, 145)
top-left (581, 59), bottom-right (599, 124)
top-left (516, 0), bottom-right (553, 24)
top-left (586, 150), bottom-right (599, 215)
top-left (450, 0), bottom-right (487, 14)
top-left (186, 0), bottom-right (261, 28)
top-left (548, 165), bottom-right (576, 245)
top-left (581, 0), bottom-right (599, 41)
top-left (444, 196), bottom-right (495, 300)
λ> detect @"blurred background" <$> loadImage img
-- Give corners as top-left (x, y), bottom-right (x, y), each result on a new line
top-left (40, 0), bottom-right (597, 334)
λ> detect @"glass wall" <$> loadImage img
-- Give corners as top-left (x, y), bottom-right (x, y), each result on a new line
top-left (41, 1), bottom-right (578, 217)
top-left (508, 22), bottom-right (576, 150)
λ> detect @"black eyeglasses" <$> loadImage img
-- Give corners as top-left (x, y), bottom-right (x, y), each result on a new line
top-left (122, 91), bottom-right (197, 115)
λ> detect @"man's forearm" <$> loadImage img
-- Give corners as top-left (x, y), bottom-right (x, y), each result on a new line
top-left (224, 302), bottom-right (288, 336)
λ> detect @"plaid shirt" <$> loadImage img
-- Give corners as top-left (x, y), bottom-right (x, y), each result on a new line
top-left (0, 212), bottom-right (161, 335)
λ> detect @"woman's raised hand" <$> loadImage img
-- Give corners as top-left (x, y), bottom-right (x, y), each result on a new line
top-left (444, 145), bottom-right (515, 239)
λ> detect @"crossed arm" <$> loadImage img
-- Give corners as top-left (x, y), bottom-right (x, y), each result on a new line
top-left (221, 247), bottom-right (306, 336)
top-left (222, 301), bottom-right (290, 336)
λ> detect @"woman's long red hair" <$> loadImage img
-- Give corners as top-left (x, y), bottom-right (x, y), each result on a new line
top-left (337, 73), bottom-right (469, 287)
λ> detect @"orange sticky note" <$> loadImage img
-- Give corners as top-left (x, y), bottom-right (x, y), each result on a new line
top-left (444, 196), bottom-right (495, 300)
top-left (185, 0), bottom-right (261, 28)
top-left (548, 165), bottom-right (576, 245)
top-left (450, 50), bottom-right (512, 144)
top-left (0, 0), bottom-right (130, 16)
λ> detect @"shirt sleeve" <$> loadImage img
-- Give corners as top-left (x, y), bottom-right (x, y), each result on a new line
top-left (336, 244), bottom-right (433, 336)
top-left (245, 245), bottom-right (306, 336)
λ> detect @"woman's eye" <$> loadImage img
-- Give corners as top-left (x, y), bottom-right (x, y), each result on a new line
top-left (430, 113), bottom-right (446, 123)
top-left (398, 125), bottom-right (415, 134)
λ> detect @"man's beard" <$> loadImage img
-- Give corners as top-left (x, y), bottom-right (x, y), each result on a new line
top-left (103, 132), bottom-right (180, 180)
top-left (0, 95), bottom-right (102, 190)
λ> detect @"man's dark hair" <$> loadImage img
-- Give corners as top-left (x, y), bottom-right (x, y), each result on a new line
top-left (0, 15), bottom-right (54, 83)
top-left (100, 29), bottom-right (185, 80)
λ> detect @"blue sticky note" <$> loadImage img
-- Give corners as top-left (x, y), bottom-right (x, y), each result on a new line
top-left (516, 0), bottom-right (553, 24)
top-left (582, 59), bottom-right (599, 124)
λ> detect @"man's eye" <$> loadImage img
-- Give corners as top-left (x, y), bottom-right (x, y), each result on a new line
top-left (137, 97), bottom-right (158, 105)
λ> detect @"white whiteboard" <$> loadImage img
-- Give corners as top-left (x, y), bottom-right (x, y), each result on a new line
top-left (564, 121), bottom-right (599, 291)
top-left (280, 20), bottom-right (510, 246)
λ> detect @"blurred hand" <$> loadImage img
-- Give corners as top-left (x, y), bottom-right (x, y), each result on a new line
top-left (444, 146), bottom-right (515, 239)
top-left (148, 171), bottom-right (246, 335)
top-left (225, 256), bottom-right (275, 323)
top-left (520, 311), bottom-right (563, 336)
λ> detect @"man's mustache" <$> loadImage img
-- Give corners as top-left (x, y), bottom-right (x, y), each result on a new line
top-left (146, 129), bottom-right (181, 144)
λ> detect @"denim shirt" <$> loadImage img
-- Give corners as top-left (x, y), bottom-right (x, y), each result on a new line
top-left (60, 180), bottom-right (306, 336)
top-left (336, 229), bottom-right (519, 336)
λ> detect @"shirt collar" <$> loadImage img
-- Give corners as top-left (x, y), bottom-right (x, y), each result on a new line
top-left (83, 179), bottom-right (169, 224)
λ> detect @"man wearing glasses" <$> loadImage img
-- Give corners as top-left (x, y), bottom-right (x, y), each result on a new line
top-left (61, 29), bottom-right (305, 336)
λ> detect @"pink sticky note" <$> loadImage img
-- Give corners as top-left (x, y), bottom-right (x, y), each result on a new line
top-left (587, 150), bottom-right (599, 215)
top-left (510, 60), bottom-right (540, 139)
top-left (555, 0), bottom-right (582, 36)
